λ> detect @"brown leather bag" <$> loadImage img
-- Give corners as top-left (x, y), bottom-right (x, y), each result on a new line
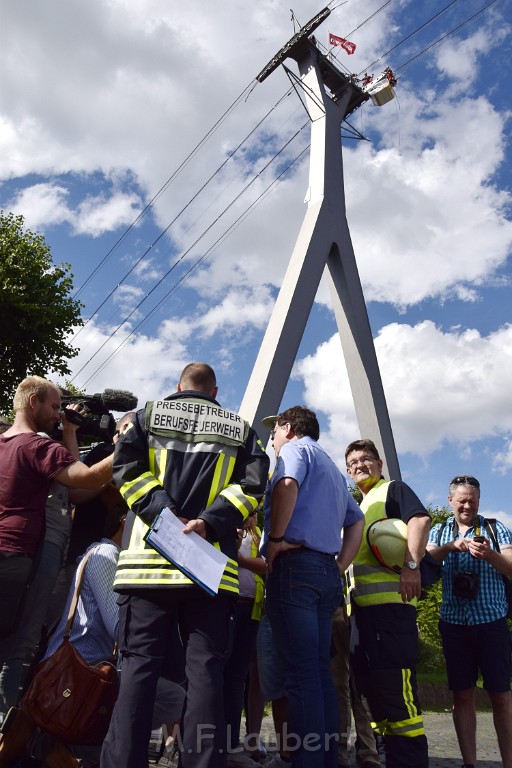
top-left (20, 547), bottom-right (119, 745)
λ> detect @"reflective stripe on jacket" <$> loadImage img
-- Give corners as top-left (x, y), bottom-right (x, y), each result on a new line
top-left (348, 479), bottom-right (416, 608)
top-left (113, 392), bottom-right (269, 594)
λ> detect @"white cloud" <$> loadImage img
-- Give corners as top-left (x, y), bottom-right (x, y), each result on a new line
top-left (295, 321), bottom-right (512, 460)
top-left (75, 193), bottom-right (142, 237)
top-left (57, 320), bottom-right (188, 406)
top-left (1, 2), bottom-right (510, 316)
top-left (494, 439), bottom-right (512, 476)
top-left (7, 184), bottom-right (72, 229)
top-left (5, 182), bottom-right (142, 237)
top-left (434, 23), bottom-right (510, 84)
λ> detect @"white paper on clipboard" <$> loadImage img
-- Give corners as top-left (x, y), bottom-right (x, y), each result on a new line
top-left (144, 507), bottom-right (228, 596)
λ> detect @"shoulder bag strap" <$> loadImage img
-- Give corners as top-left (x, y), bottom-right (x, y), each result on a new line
top-left (63, 546), bottom-right (99, 639)
top-left (485, 518), bottom-right (500, 553)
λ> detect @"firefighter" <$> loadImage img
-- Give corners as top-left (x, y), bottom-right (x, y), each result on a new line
top-left (344, 439), bottom-right (430, 768)
top-left (100, 363), bottom-right (269, 768)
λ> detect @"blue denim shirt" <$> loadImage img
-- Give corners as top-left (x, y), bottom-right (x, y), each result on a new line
top-left (429, 514), bottom-right (512, 625)
top-left (260, 436), bottom-right (363, 557)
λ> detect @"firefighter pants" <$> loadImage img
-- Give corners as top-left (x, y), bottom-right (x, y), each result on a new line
top-left (100, 587), bottom-right (234, 768)
top-left (350, 603), bottom-right (428, 768)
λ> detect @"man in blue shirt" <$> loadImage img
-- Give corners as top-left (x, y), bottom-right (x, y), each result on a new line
top-left (427, 475), bottom-right (512, 768)
top-left (261, 406), bottom-right (364, 768)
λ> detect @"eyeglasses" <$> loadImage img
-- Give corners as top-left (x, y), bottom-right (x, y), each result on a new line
top-left (270, 429), bottom-right (276, 439)
top-left (450, 475), bottom-right (480, 489)
top-left (346, 455), bottom-right (378, 471)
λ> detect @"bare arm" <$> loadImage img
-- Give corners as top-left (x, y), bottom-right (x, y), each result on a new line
top-left (337, 518), bottom-right (364, 574)
top-left (399, 514), bottom-right (431, 603)
top-left (266, 477), bottom-right (301, 572)
top-left (238, 552), bottom-right (268, 576)
top-left (54, 453), bottom-right (113, 490)
top-left (427, 536), bottom-right (469, 562)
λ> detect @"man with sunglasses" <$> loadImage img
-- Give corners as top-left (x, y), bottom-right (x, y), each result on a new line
top-left (344, 438), bottom-right (430, 768)
top-left (427, 475), bottom-right (512, 768)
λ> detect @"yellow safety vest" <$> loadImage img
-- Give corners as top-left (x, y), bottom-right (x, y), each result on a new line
top-left (347, 479), bottom-right (417, 608)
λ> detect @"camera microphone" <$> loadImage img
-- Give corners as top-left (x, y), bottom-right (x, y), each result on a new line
top-left (98, 389), bottom-right (138, 413)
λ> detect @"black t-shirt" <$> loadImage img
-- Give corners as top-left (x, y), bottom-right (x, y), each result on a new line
top-left (385, 480), bottom-right (429, 524)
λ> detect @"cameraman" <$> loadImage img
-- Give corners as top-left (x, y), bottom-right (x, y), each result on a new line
top-left (427, 475), bottom-right (512, 768)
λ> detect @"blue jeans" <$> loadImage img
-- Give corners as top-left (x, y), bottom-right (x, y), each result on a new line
top-left (266, 549), bottom-right (343, 768)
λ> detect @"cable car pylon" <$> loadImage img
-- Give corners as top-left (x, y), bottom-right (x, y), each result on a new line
top-left (240, 6), bottom-right (401, 479)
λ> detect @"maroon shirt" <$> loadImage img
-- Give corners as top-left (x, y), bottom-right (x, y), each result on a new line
top-left (0, 433), bottom-right (76, 556)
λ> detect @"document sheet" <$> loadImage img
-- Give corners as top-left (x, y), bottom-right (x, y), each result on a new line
top-left (144, 507), bottom-right (228, 596)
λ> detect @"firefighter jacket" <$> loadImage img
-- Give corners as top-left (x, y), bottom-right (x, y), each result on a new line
top-left (348, 479), bottom-right (417, 608)
top-left (112, 391), bottom-right (269, 595)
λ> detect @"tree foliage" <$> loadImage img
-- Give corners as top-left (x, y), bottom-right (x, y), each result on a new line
top-left (0, 211), bottom-right (83, 414)
top-left (417, 505), bottom-right (452, 655)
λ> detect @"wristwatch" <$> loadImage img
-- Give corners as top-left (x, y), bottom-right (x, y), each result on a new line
top-left (404, 561), bottom-right (419, 570)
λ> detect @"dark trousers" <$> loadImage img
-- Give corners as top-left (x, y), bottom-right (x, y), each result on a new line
top-left (100, 587), bottom-right (234, 768)
top-left (0, 553), bottom-right (33, 662)
top-left (223, 599), bottom-right (260, 749)
top-left (350, 603), bottom-right (428, 768)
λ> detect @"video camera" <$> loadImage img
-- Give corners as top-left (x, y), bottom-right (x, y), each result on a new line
top-left (58, 389), bottom-right (138, 443)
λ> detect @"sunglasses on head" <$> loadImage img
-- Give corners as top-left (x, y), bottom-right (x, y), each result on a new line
top-left (450, 475), bottom-right (480, 489)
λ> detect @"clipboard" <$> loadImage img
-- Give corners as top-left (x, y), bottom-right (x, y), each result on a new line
top-left (144, 507), bottom-right (228, 596)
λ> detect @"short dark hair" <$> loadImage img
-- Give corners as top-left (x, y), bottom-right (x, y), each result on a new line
top-left (179, 363), bottom-right (216, 393)
top-left (102, 501), bottom-right (129, 539)
top-left (345, 439), bottom-right (380, 463)
top-left (277, 406), bottom-right (319, 441)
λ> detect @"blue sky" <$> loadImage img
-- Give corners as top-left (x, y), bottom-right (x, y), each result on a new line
top-left (1, 0), bottom-right (512, 524)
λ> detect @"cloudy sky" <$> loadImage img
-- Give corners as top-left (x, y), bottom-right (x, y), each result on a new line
top-left (2, 0), bottom-right (512, 524)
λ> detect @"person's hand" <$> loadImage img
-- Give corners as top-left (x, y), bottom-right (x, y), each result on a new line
top-left (182, 519), bottom-right (207, 539)
top-left (399, 566), bottom-right (422, 603)
top-left (467, 537), bottom-right (490, 560)
top-left (452, 537), bottom-right (470, 553)
top-left (61, 402), bottom-right (87, 432)
top-left (266, 540), bottom-right (301, 573)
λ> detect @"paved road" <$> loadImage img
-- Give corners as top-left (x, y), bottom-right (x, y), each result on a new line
top-left (147, 709), bottom-right (502, 766)
top-left (254, 710), bottom-right (503, 767)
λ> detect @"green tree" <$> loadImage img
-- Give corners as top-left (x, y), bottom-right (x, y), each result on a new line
top-left (417, 504), bottom-right (452, 670)
top-left (0, 211), bottom-right (83, 414)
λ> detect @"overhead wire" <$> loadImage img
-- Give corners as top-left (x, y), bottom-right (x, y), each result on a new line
top-left (394, 0), bottom-right (502, 73)
top-left (359, 0), bottom-right (465, 75)
top-left (79, 144), bottom-right (309, 389)
top-left (73, 0), bottom-right (503, 385)
top-left (73, 3), bottom-right (391, 343)
top-left (72, 86), bottom-right (295, 341)
top-left (321, 0), bottom-right (393, 76)
top-left (72, 119), bottom-right (310, 385)
top-left (72, 79), bottom-right (256, 300)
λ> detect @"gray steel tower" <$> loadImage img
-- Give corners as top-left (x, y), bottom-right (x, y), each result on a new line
top-left (240, 8), bottom-right (400, 479)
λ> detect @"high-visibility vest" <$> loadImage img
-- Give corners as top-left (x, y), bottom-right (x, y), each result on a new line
top-left (114, 513), bottom-right (241, 594)
top-left (113, 397), bottom-right (268, 595)
top-left (249, 530), bottom-right (265, 621)
top-left (347, 479), bottom-right (417, 608)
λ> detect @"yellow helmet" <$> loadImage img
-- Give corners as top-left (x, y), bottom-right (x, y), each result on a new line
top-left (367, 518), bottom-right (407, 573)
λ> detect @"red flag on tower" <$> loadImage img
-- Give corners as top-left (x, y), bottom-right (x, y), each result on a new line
top-left (329, 32), bottom-right (356, 55)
